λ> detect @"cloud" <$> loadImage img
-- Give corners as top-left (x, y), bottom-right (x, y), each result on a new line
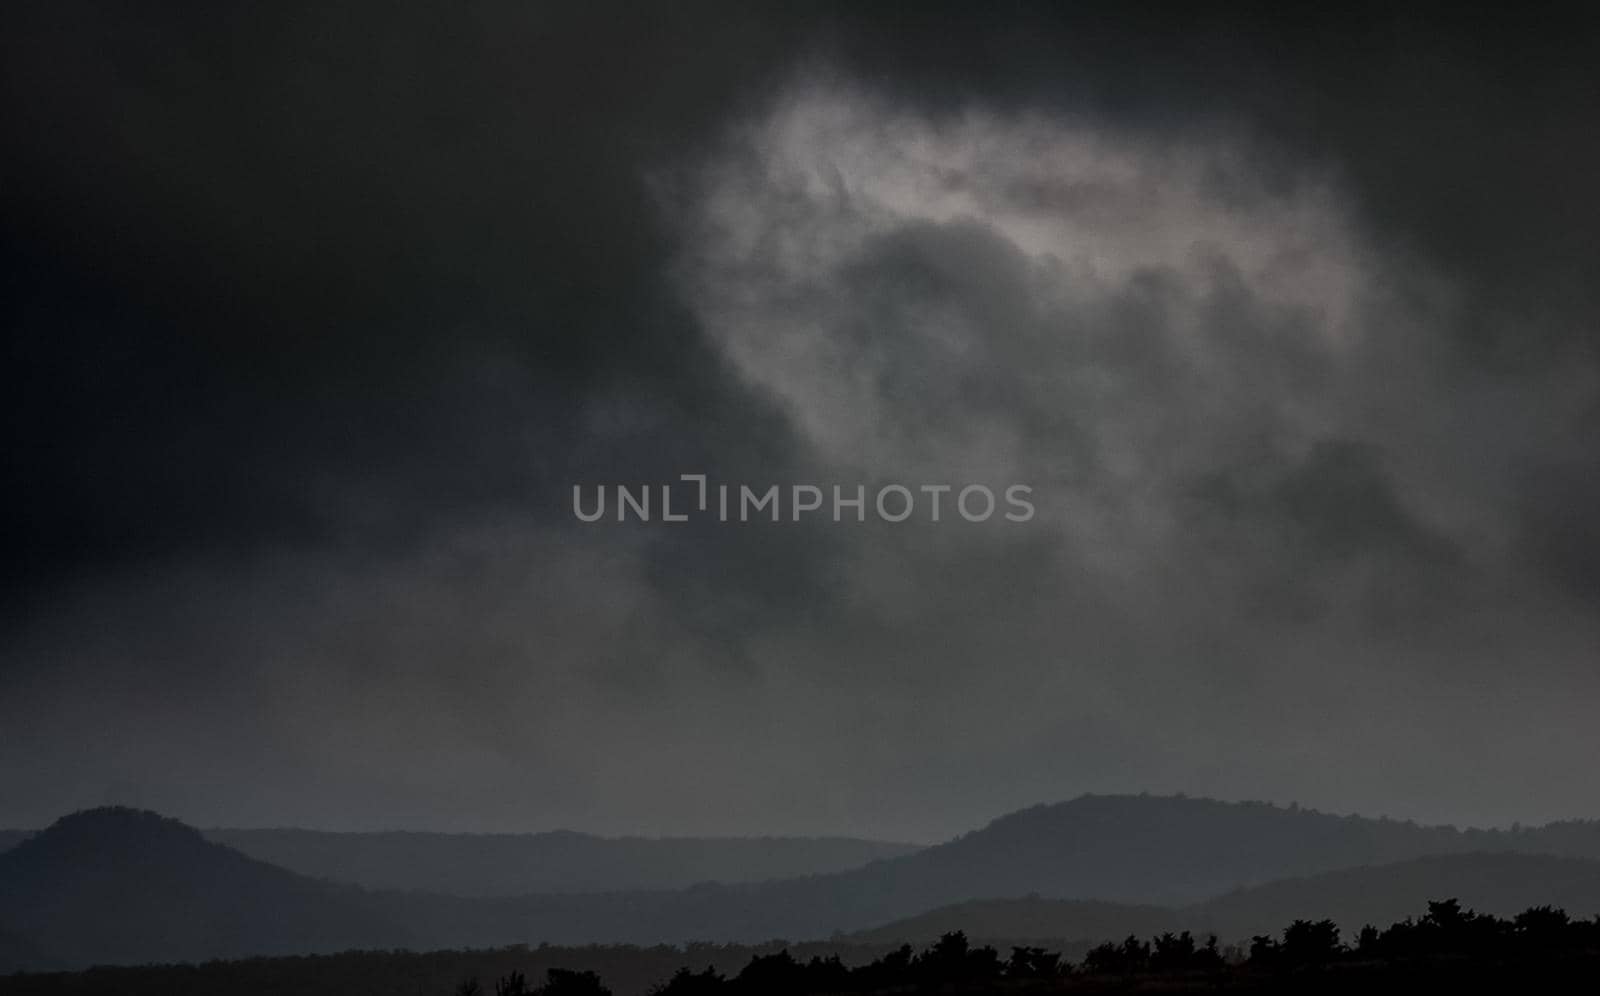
top-left (2, 6), bottom-right (1598, 840)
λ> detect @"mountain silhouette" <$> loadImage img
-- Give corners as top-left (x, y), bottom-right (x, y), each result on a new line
top-left (0, 808), bottom-right (413, 968)
top-left (850, 794), bottom-right (1600, 908)
top-left (356, 795), bottom-right (1600, 945)
top-left (530, 794), bottom-right (1600, 942)
top-left (10, 796), bottom-right (1600, 967)
top-left (1193, 850), bottom-right (1600, 937)
top-left (844, 852), bottom-right (1600, 947)
top-left (203, 827), bottom-right (919, 897)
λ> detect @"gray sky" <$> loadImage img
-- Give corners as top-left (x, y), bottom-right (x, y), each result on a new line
top-left (2, 3), bottom-right (1597, 842)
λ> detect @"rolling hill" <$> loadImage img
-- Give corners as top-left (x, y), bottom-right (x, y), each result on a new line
top-left (10, 796), bottom-right (1600, 968)
top-left (367, 795), bottom-right (1600, 945)
top-left (846, 851), bottom-right (1600, 947)
top-left (1193, 850), bottom-right (1600, 937)
top-left (1, 825), bottom-right (918, 897)
top-left (851, 794), bottom-right (1600, 908)
top-left (516, 794), bottom-right (1600, 942)
top-left (204, 827), bottom-right (919, 896)
top-left (0, 808), bottom-right (414, 968)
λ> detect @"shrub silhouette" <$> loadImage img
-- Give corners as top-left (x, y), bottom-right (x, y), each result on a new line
top-left (1281, 918), bottom-right (1342, 965)
top-left (420, 900), bottom-right (1600, 996)
top-left (1083, 934), bottom-right (1151, 974)
top-left (495, 970), bottom-right (530, 996)
top-left (1005, 945), bottom-right (1062, 979)
top-left (650, 966), bottom-right (725, 996)
top-left (914, 931), bottom-right (1002, 984)
top-left (535, 968), bottom-right (611, 996)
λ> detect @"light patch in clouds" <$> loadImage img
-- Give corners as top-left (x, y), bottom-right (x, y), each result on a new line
top-left (673, 82), bottom-right (1407, 569)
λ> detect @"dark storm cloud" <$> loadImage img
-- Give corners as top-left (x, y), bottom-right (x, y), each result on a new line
top-left (2, 2), bottom-right (1597, 838)
top-left (2, 1), bottom-right (809, 592)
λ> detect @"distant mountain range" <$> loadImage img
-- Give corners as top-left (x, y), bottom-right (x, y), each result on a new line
top-left (0, 809), bottom-right (409, 969)
top-left (0, 827), bottom-right (919, 897)
top-left (205, 827), bottom-right (920, 896)
top-left (1194, 850), bottom-right (1600, 937)
top-left (850, 851), bottom-right (1600, 946)
top-left (7, 795), bottom-right (1600, 971)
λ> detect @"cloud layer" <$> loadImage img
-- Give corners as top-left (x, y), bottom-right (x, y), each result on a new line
top-left (2, 3), bottom-right (1597, 840)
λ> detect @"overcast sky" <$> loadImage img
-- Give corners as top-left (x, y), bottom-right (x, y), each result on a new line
top-left (3, 3), bottom-right (1598, 841)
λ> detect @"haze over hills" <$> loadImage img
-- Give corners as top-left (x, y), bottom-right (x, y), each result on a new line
top-left (850, 852), bottom-right (1600, 947)
top-left (0, 809), bottom-right (413, 968)
top-left (531, 793), bottom-right (1600, 941)
top-left (1, 826), bottom-right (919, 897)
top-left (1193, 851), bottom-right (1600, 938)
top-left (880, 795), bottom-right (1600, 907)
top-left (9, 795), bottom-right (1600, 970)
top-left (203, 828), bottom-right (920, 896)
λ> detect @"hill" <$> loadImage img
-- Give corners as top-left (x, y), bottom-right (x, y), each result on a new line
top-left (542, 794), bottom-right (1599, 941)
top-left (853, 795), bottom-right (1600, 908)
top-left (1193, 850), bottom-right (1600, 937)
top-left (374, 796), bottom-right (1600, 945)
top-left (203, 828), bottom-right (919, 896)
top-left (0, 808), bottom-right (413, 968)
top-left (11, 797), bottom-right (1600, 965)
top-left (844, 852), bottom-right (1600, 948)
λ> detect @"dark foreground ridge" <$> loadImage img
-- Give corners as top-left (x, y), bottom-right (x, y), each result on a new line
top-left (5, 899), bottom-right (1600, 996)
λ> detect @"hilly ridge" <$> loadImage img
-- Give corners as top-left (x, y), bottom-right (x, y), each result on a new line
top-left (536, 794), bottom-right (1600, 941)
top-left (1194, 850), bottom-right (1600, 937)
top-left (204, 827), bottom-right (919, 897)
top-left (0, 809), bottom-right (414, 968)
top-left (8, 795), bottom-right (1600, 969)
top-left (849, 851), bottom-right (1600, 946)
top-left (2, 826), bottom-right (918, 897)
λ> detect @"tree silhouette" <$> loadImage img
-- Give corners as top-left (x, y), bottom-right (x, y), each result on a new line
top-left (1005, 945), bottom-right (1062, 979)
top-left (495, 971), bottom-right (529, 996)
top-left (650, 966), bottom-right (724, 996)
top-left (1280, 918), bottom-right (1341, 965)
top-left (534, 968), bottom-right (610, 996)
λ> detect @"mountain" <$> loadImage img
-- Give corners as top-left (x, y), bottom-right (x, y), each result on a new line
top-left (2, 825), bottom-right (916, 897)
top-left (1193, 851), bottom-right (1600, 937)
top-left (0, 808), bottom-right (413, 968)
top-left (525, 794), bottom-right (1599, 941)
top-left (843, 852), bottom-right (1600, 948)
top-left (11, 796), bottom-right (1600, 968)
top-left (368, 795), bottom-right (1600, 945)
top-left (203, 828), bottom-right (920, 897)
top-left (840, 794), bottom-right (1600, 909)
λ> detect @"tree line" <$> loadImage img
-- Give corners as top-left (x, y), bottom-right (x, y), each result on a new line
top-left (459, 899), bottom-right (1600, 996)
